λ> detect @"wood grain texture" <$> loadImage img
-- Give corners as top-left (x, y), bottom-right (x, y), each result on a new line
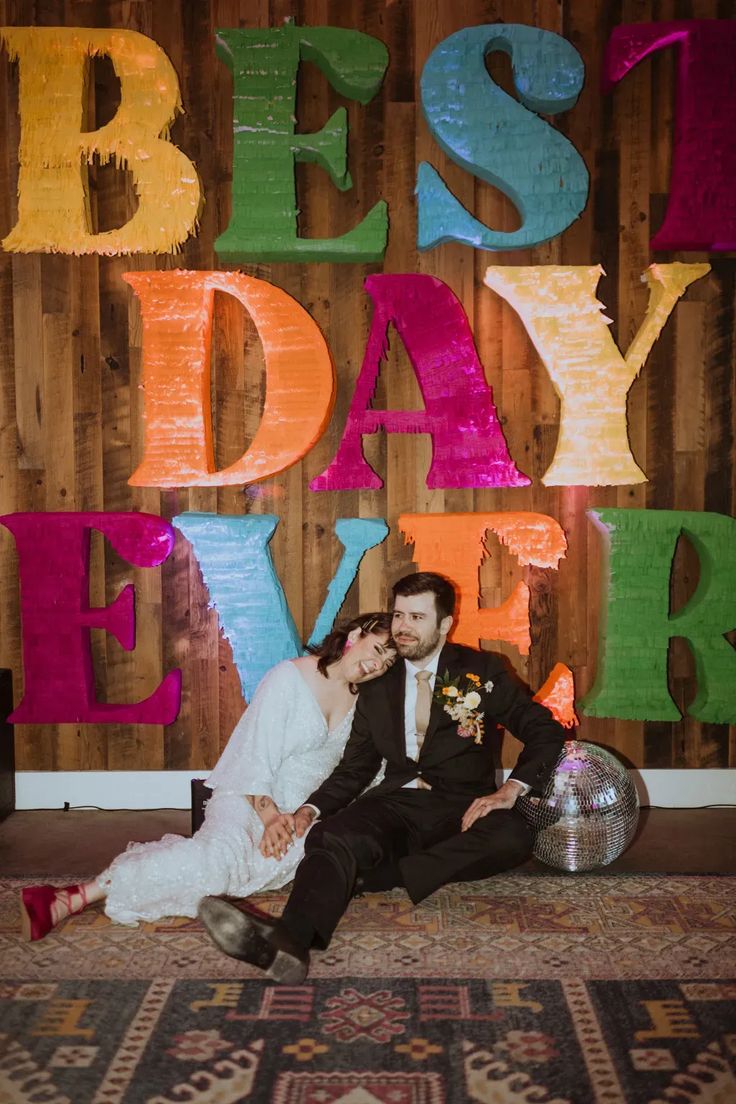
top-left (0, 0), bottom-right (733, 774)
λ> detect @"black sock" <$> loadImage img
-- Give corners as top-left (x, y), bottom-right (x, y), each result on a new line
top-left (279, 909), bottom-right (315, 952)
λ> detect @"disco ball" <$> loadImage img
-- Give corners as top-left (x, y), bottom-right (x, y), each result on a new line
top-left (517, 740), bottom-right (640, 872)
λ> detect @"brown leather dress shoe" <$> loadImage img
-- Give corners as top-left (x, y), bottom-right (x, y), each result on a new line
top-left (197, 897), bottom-right (309, 984)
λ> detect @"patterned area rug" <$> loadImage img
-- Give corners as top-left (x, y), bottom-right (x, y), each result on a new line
top-left (2, 875), bottom-right (735, 1103)
top-left (2, 976), bottom-right (735, 1103)
top-left (2, 874), bottom-right (734, 981)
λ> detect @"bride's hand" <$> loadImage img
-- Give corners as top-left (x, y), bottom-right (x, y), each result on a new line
top-left (259, 813), bottom-right (295, 860)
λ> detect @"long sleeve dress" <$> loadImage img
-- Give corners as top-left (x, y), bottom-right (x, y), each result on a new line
top-left (99, 661), bottom-right (356, 925)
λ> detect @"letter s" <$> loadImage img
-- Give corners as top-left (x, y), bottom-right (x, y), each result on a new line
top-left (417, 24), bottom-right (589, 252)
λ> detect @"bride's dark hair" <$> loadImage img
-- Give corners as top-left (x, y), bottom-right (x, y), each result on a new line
top-left (309, 611), bottom-right (394, 679)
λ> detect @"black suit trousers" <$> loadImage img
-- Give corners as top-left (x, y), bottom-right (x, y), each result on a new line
top-left (280, 788), bottom-right (534, 950)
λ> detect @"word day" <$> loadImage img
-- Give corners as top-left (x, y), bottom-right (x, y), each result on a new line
top-left (125, 264), bottom-right (709, 492)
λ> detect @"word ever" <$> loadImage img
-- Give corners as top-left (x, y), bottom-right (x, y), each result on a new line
top-left (1, 508), bottom-right (734, 726)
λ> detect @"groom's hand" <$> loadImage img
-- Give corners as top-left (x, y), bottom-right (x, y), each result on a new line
top-left (293, 805), bottom-right (317, 838)
top-left (259, 813), bottom-right (295, 859)
top-left (461, 781), bottom-right (523, 831)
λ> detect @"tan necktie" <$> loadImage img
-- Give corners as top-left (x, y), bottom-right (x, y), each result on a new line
top-left (415, 669), bottom-right (433, 752)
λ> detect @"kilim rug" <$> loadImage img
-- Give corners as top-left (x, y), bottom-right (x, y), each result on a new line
top-left (1, 874), bottom-right (735, 1103)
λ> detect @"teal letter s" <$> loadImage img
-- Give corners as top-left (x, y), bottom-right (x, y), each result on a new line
top-left (417, 24), bottom-right (589, 252)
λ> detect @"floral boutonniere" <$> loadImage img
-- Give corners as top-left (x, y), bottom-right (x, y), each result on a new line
top-left (435, 671), bottom-right (493, 744)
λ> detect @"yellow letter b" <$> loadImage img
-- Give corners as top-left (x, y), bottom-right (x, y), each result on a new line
top-left (1, 27), bottom-right (201, 254)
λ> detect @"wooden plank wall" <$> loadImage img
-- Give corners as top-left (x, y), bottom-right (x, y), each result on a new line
top-left (0, 0), bottom-right (733, 774)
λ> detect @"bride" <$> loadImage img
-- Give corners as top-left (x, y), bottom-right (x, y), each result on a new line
top-left (20, 612), bottom-right (396, 940)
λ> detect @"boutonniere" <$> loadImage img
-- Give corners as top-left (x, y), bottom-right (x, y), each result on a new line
top-left (434, 671), bottom-right (490, 744)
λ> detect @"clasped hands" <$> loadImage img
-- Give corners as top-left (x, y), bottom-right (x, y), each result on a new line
top-left (259, 783), bottom-right (521, 856)
top-left (259, 805), bottom-right (316, 859)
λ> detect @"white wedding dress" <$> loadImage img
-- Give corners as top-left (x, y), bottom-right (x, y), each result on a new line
top-left (99, 661), bottom-right (356, 925)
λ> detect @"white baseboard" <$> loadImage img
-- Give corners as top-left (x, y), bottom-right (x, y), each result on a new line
top-left (14, 771), bottom-right (200, 811)
top-left (12, 768), bottom-right (736, 811)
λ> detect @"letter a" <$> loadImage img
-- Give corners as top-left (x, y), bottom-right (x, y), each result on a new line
top-left (311, 274), bottom-right (528, 490)
top-left (0, 27), bottom-right (200, 254)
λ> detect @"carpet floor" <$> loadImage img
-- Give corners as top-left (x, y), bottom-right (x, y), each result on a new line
top-left (1, 873), bottom-right (735, 1103)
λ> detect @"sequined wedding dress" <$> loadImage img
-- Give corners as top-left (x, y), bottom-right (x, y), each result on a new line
top-left (100, 661), bottom-right (355, 925)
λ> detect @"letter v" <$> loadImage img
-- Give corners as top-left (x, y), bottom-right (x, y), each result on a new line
top-left (173, 513), bottom-right (388, 700)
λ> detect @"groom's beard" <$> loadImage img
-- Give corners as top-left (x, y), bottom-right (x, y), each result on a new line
top-left (395, 627), bottom-right (442, 662)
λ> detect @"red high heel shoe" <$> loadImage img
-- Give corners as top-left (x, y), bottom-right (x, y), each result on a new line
top-left (20, 883), bottom-right (89, 942)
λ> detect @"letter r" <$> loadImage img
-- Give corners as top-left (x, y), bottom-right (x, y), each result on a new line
top-left (582, 508), bottom-right (736, 722)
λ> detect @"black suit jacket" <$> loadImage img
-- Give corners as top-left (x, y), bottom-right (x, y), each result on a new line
top-left (307, 642), bottom-right (566, 819)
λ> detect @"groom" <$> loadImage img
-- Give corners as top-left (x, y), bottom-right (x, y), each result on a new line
top-left (198, 571), bottom-right (567, 983)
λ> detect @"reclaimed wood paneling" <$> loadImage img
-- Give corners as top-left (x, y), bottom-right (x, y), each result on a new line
top-left (0, 0), bottom-right (733, 774)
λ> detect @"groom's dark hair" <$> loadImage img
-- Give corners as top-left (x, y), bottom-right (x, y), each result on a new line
top-left (392, 572), bottom-right (456, 624)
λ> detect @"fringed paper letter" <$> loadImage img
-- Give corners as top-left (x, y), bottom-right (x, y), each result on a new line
top-left (215, 23), bottom-right (388, 263)
top-left (307, 518), bottom-right (389, 647)
top-left (604, 21), bottom-right (736, 251)
top-left (0, 512), bottom-right (180, 724)
top-left (399, 512), bottom-right (574, 724)
top-left (484, 263), bottom-right (710, 486)
top-left (399, 512), bottom-right (567, 656)
top-left (125, 271), bottom-right (334, 487)
top-left (174, 513), bottom-right (388, 701)
top-left (174, 513), bottom-right (302, 701)
top-left (417, 24), bottom-right (588, 251)
top-left (533, 664), bottom-right (578, 729)
top-left (311, 274), bottom-right (528, 491)
top-left (582, 508), bottom-right (736, 722)
top-left (0, 27), bottom-right (200, 254)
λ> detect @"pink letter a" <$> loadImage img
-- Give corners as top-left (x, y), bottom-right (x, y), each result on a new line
top-left (311, 274), bottom-right (528, 490)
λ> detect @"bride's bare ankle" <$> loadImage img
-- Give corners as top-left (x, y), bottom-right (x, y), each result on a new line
top-left (52, 883), bottom-right (93, 924)
top-left (49, 891), bottom-right (71, 925)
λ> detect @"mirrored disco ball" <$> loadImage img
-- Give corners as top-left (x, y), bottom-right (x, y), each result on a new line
top-left (517, 741), bottom-right (640, 872)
